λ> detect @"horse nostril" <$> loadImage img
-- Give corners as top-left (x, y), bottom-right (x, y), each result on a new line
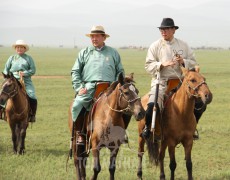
top-left (205, 93), bottom-right (212, 104)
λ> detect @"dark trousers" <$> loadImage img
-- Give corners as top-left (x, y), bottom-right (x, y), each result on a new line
top-left (28, 97), bottom-right (37, 116)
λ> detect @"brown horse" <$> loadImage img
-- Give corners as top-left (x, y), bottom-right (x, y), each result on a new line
top-left (0, 73), bottom-right (29, 154)
top-left (137, 68), bottom-right (212, 180)
top-left (68, 73), bottom-right (145, 180)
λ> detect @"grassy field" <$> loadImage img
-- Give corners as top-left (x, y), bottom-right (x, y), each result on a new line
top-left (0, 47), bottom-right (229, 180)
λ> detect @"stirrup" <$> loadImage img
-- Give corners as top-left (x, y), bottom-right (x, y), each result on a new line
top-left (140, 126), bottom-right (151, 139)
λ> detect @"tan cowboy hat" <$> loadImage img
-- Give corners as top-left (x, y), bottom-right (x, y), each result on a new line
top-left (86, 25), bottom-right (110, 38)
top-left (12, 40), bottom-right (29, 51)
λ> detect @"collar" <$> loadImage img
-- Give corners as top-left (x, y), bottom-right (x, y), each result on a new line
top-left (162, 38), bottom-right (176, 45)
top-left (89, 44), bottom-right (106, 51)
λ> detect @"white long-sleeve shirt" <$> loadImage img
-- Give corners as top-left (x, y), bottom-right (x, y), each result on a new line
top-left (145, 37), bottom-right (197, 80)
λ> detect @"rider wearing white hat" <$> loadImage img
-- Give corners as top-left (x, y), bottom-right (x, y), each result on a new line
top-left (1, 40), bottom-right (37, 122)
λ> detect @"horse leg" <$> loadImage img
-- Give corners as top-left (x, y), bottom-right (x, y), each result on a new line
top-left (109, 147), bottom-right (119, 180)
top-left (91, 146), bottom-right (101, 180)
top-left (159, 140), bottom-right (167, 180)
top-left (184, 140), bottom-right (193, 180)
top-left (137, 136), bottom-right (145, 180)
top-left (18, 122), bottom-right (28, 155)
top-left (9, 123), bottom-right (18, 154)
top-left (168, 145), bottom-right (177, 180)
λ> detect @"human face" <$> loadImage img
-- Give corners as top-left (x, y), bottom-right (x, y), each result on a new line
top-left (15, 45), bottom-right (26, 55)
top-left (159, 27), bottom-right (175, 41)
top-left (90, 34), bottom-right (106, 48)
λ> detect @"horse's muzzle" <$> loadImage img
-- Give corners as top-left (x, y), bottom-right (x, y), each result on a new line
top-left (135, 109), bottom-right (145, 121)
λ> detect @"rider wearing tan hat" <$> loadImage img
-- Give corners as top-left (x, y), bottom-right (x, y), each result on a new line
top-left (71, 25), bottom-right (124, 144)
top-left (86, 25), bottom-right (110, 38)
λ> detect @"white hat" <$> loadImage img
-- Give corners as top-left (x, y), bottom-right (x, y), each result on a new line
top-left (86, 25), bottom-right (110, 38)
top-left (12, 40), bottom-right (29, 51)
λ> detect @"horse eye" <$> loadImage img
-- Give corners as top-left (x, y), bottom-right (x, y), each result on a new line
top-left (190, 79), bottom-right (196, 83)
top-left (124, 91), bottom-right (129, 96)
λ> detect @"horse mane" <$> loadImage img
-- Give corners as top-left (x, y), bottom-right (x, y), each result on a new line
top-left (105, 81), bottom-right (119, 96)
top-left (104, 73), bottom-right (136, 96)
top-left (15, 77), bottom-right (23, 89)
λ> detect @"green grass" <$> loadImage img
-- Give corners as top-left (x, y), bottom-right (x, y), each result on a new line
top-left (0, 47), bottom-right (229, 179)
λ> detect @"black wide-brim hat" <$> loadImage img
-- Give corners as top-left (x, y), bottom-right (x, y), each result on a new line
top-left (158, 18), bottom-right (179, 29)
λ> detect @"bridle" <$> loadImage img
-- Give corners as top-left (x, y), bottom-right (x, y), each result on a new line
top-left (0, 78), bottom-right (28, 116)
top-left (0, 80), bottom-right (19, 99)
top-left (186, 79), bottom-right (207, 97)
top-left (106, 83), bottom-right (141, 113)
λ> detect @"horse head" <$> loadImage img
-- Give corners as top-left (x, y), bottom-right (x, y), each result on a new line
top-left (0, 73), bottom-right (19, 106)
top-left (181, 67), bottom-right (213, 105)
top-left (115, 72), bottom-right (145, 120)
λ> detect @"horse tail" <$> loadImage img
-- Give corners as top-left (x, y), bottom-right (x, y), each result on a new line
top-left (146, 135), bottom-right (159, 166)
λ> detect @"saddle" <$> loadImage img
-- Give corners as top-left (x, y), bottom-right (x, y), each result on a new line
top-left (165, 78), bottom-right (181, 95)
top-left (93, 82), bottom-right (110, 100)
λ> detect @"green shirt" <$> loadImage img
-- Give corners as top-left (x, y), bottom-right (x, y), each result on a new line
top-left (3, 54), bottom-right (37, 99)
top-left (71, 45), bottom-right (124, 93)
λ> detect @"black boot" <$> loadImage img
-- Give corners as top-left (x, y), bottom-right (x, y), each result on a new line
top-left (0, 106), bottom-right (4, 120)
top-left (141, 102), bottom-right (155, 139)
top-left (28, 98), bottom-right (37, 122)
top-left (194, 101), bottom-right (207, 123)
top-left (193, 101), bottom-right (207, 140)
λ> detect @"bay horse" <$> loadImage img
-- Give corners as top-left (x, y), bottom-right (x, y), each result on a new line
top-left (137, 67), bottom-right (212, 180)
top-left (0, 73), bottom-right (29, 154)
top-left (68, 73), bottom-right (145, 180)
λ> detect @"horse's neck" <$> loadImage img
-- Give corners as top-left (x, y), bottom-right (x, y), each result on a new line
top-left (12, 89), bottom-right (27, 112)
top-left (173, 83), bottom-right (195, 113)
top-left (106, 87), bottom-right (123, 126)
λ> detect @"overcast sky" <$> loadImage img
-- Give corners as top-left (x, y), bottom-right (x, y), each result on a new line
top-left (0, 0), bottom-right (229, 48)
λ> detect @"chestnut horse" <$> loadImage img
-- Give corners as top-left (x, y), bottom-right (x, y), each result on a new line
top-left (0, 73), bottom-right (29, 154)
top-left (68, 73), bottom-right (145, 180)
top-left (137, 68), bottom-right (212, 180)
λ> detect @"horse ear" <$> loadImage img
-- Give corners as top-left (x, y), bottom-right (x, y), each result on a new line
top-left (2, 72), bottom-right (6, 78)
top-left (195, 65), bottom-right (200, 72)
top-left (180, 66), bottom-right (188, 76)
top-left (118, 72), bottom-right (124, 85)
top-left (2, 72), bottom-right (10, 79)
top-left (129, 73), bottom-right (134, 80)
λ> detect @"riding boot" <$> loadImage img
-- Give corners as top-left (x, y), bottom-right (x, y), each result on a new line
top-left (194, 101), bottom-right (207, 124)
top-left (76, 107), bottom-right (87, 145)
top-left (28, 98), bottom-right (37, 123)
top-left (0, 106), bottom-right (4, 120)
top-left (193, 101), bottom-right (207, 140)
top-left (141, 102), bottom-right (154, 139)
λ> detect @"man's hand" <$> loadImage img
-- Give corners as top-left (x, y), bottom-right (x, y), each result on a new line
top-left (175, 55), bottom-right (184, 65)
top-left (19, 71), bottom-right (24, 78)
top-left (78, 88), bottom-right (87, 95)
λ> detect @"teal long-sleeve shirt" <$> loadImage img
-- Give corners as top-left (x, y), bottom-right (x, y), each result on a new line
top-left (71, 45), bottom-right (125, 93)
top-left (3, 54), bottom-right (37, 99)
